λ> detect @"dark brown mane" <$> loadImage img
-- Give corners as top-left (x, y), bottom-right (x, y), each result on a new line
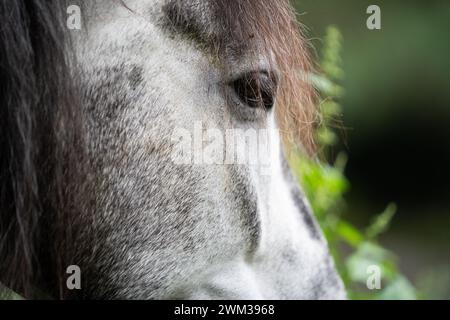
top-left (0, 0), bottom-right (89, 298)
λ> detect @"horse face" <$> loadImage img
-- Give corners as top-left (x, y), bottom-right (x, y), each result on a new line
top-left (72, 0), bottom-right (346, 299)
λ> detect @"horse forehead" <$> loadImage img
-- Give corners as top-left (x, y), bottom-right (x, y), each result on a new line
top-left (163, 0), bottom-right (213, 28)
top-left (82, 0), bottom-right (274, 58)
top-left (161, 0), bottom-right (226, 45)
top-left (160, 0), bottom-right (265, 54)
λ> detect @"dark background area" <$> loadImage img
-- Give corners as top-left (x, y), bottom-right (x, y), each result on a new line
top-left (294, 0), bottom-right (450, 297)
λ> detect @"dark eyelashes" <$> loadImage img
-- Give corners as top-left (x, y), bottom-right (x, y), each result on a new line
top-left (231, 71), bottom-right (277, 111)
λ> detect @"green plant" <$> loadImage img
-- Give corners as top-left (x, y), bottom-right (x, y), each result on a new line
top-left (0, 285), bottom-right (22, 300)
top-left (294, 26), bottom-right (417, 300)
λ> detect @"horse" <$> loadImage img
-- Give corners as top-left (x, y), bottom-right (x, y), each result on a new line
top-left (0, 0), bottom-right (346, 299)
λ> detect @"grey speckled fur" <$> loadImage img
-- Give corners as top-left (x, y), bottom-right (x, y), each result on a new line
top-left (68, 0), bottom-right (346, 299)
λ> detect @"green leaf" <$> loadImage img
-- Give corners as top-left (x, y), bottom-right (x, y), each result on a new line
top-left (0, 287), bottom-right (23, 300)
top-left (378, 276), bottom-right (417, 300)
top-left (337, 221), bottom-right (364, 247)
top-left (346, 242), bottom-right (396, 283)
top-left (321, 26), bottom-right (344, 81)
top-left (366, 203), bottom-right (397, 239)
top-left (318, 127), bottom-right (338, 146)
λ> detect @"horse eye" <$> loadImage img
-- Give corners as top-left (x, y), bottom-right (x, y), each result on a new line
top-left (232, 71), bottom-right (276, 110)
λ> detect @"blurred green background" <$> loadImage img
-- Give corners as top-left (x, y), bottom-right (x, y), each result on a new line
top-left (293, 0), bottom-right (450, 298)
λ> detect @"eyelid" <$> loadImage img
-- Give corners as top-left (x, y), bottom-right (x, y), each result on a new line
top-left (259, 71), bottom-right (278, 92)
top-left (231, 70), bottom-right (277, 110)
